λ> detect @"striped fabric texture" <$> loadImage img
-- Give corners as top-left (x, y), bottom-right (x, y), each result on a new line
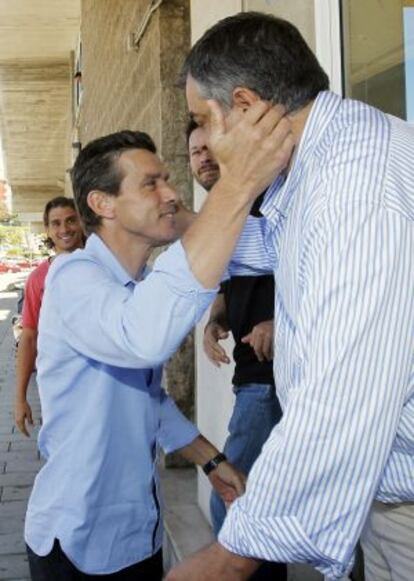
top-left (221, 91), bottom-right (414, 579)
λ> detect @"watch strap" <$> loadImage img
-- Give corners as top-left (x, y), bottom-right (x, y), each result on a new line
top-left (202, 452), bottom-right (227, 475)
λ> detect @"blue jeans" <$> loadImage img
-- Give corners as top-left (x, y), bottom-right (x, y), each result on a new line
top-left (210, 383), bottom-right (282, 535)
top-left (210, 383), bottom-right (287, 580)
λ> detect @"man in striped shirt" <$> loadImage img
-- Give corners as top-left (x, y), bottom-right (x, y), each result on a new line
top-left (168, 12), bottom-right (414, 581)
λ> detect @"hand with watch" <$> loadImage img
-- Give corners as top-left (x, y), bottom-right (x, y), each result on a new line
top-left (202, 452), bottom-right (246, 507)
top-left (178, 436), bottom-right (246, 506)
top-left (202, 452), bottom-right (228, 476)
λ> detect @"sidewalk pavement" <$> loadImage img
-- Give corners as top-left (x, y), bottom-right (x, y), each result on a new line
top-left (0, 272), bottom-right (41, 580)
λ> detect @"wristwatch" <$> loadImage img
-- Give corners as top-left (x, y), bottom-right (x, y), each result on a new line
top-left (202, 452), bottom-right (227, 475)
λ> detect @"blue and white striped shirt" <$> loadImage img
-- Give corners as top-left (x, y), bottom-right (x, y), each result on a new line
top-left (220, 91), bottom-right (414, 579)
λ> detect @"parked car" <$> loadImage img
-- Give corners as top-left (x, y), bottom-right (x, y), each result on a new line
top-left (0, 259), bottom-right (22, 273)
top-left (16, 259), bottom-right (32, 269)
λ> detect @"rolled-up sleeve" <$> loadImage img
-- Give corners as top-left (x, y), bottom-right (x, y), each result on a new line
top-left (49, 241), bottom-right (218, 368)
top-left (157, 389), bottom-right (199, 453)
top-left (219, 204), bottom-right (414, 579)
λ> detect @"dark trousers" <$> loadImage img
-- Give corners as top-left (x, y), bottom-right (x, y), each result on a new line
top-left (27, 540), bottom-right (163, 581)
top-left (250, 561), bottom-right (287, 580)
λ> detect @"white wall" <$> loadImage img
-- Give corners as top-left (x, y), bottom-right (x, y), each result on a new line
top-left (193, 175), bottom-right (239, 520)
top-left (244, 0), bottom-right (316, 50)
top-left (314, 0), bottom-right (343, 94)
top-left (190, 0), bottom-right (242, 43)
top-left (195, 313), bottom-right (236, 520)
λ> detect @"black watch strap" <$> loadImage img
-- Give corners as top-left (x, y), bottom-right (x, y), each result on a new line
top-left (202, 452), bottom-right (227, 475)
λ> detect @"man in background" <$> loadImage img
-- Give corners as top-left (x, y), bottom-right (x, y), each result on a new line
top-left (15, 196), bottom-right (84, 437)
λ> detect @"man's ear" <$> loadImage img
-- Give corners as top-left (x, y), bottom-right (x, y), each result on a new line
top-left (231, 87), bottom-right (261, 111)
top-left (87, 190), bottom-right (115, 220)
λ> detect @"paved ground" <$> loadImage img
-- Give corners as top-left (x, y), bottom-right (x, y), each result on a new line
top-left (0, 272), bottom-right (41, 580)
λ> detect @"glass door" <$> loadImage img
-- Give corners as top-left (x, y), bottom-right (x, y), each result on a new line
top-left (341, 0), bottom-right (414, 121)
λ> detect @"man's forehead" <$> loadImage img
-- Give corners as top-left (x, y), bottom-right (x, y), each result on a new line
top-left (48, 207), bottom-right (76, 219)
top-left (119, 148), bottom-right (164, 174)
top-left (189, 126), bottom-right (209, 149)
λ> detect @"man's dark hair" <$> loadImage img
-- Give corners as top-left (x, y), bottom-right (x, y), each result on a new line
top-left (71, 130), bottom-right (157, 233)
top-left (186, 118), bottom-right (199, 147)
top-left (180, 12), bottom-right (329, 112)
top-left (43, 196), bottom-right (77, 249)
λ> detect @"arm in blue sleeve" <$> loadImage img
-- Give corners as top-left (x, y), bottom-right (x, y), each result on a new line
top-left (50, 241), bottom-right (218, 368)
top-left (157, 389), bottom-right (199, 453)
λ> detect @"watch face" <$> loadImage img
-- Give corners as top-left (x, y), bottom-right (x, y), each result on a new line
top-left (203, 453), bottom-right (226, 475)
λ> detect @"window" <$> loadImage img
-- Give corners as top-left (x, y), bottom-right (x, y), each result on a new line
top-left (341, 0), bottom-right (414, 121)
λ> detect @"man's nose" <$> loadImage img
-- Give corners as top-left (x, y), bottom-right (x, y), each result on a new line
top-left (161, 183), bottom-right (180, 203)
top-left (200, 149), bottom-right (212, 163)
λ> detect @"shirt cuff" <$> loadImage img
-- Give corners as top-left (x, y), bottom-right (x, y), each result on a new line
top-left (161, 424), bottom-right (200, 455)
top-left (153, 241), bottom-right (219, 320)
top-left (218, 503), bottom-right (349, 580)
top-left (153, 241), bottom-right (219, 294)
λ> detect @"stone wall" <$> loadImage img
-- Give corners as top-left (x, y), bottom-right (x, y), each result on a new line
top-left (80, 0), bottom-right (160, 143)
top-left (79, 0), bottom-right (195, 455)
top-left (79, 0), bottom-right (191, 202)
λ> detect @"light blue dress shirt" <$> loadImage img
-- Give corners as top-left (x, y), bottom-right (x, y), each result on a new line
top-left (220, 91), bottom-right (414, 579)
top-left (25, 235), bottom-right (216, 574)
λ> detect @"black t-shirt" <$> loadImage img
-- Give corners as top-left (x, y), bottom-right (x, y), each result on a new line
top-left (221, 274), bottom-right (275, 386)
top-left (220, 194), bottom-right (275, 386)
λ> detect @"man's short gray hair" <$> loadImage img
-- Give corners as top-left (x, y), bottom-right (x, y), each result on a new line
top-left (180, 12), bottom-right (329, 112)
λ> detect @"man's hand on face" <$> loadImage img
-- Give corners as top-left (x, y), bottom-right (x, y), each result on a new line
top-left (241, 319), bottom-right (274, 362)
top-left (166, 542), bottom-right (260, 581)
top-left (203, 321), bottom-right (230, 367)
top-left (207, 99), bottom-right (294, 201)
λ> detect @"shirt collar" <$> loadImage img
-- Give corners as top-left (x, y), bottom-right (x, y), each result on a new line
top-left (260, 91), bottom-right (343, 224)
top-left (85, 233), bottom-right (149, 287)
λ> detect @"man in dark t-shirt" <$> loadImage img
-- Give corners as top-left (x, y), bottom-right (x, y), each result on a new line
top-left (187, 121), bottom-right (286, 581)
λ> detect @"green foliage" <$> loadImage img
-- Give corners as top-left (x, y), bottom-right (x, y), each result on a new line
top-left (5, 247), bottom-right (21, 257)
top-left (0, 224), bottom-right (28, 250)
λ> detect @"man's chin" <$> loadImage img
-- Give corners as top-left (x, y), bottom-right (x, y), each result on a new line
top-left (197, 168), bottom-right (220, 190)
top-left (153, 231), bottom-right (180, 248)
top-left (199, 177), bottom-right (219, 191)
top-left (59, 243), bottom-right (80, 252)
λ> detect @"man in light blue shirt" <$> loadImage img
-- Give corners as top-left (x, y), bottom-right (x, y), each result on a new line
top-left (169, 12), bottom-right (414, 581)
top-left (25, 119), bottom-right (294, 579)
